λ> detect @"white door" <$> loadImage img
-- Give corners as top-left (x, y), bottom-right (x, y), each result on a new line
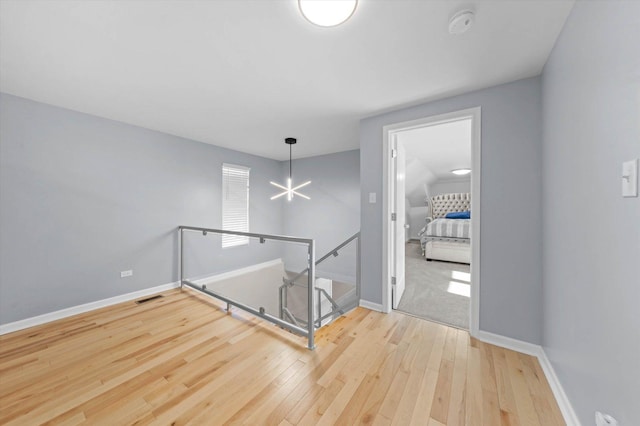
top-left (391, 140), bottom-right (406, 309)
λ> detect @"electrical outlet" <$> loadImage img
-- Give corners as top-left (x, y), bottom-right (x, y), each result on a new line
top-left (120, 270), bottom-right (133, 278)
top-left (595, 411), bottom-right (618, 426)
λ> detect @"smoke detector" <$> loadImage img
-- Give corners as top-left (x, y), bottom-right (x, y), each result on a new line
top-left (449, 9), bottom-right (475, 35)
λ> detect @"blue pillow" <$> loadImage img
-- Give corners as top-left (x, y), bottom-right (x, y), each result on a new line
top-left (445, 211), bottom-right (470, 219)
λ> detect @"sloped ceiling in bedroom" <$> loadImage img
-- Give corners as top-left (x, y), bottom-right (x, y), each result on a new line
top-left (398, 118), bottom-right (471, 206)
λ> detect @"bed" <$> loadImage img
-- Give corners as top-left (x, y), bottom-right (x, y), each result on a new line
top-left (418, 193), bottom-right (471, 264)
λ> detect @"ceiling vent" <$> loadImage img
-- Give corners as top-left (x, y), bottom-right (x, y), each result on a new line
top-left (449, 9), bottom-right (475, 35)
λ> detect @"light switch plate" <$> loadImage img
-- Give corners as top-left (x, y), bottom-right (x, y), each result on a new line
top-left (369, 192), bottom-right (377, 203)
top-left (622, 159), bottom-right (638, 197)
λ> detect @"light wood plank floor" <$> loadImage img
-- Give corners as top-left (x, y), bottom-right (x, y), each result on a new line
top-left (0, 289), bottom-right (564, 425)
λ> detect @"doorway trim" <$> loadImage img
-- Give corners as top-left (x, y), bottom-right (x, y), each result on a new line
top-left (381, 107), bottom-right (481, 336)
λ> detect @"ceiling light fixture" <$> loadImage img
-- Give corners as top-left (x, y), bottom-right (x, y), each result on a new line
top-left (451, 168), bottom-right (471, 176)
top-left (298, 0), bottom-right (358, 27)
top-left (271, 138), bottom-right (311, 201)
top-left (448, 9), bottom-right (475, 35)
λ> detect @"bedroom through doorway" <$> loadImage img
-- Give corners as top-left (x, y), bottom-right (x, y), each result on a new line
top-left (382, 108), bottom-right (480, 332)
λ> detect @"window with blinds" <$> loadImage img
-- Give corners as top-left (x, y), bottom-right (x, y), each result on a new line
top-left (221, 163), bottom-right (250, 248)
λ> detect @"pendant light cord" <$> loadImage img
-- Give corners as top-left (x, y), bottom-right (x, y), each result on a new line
top-left (289, 143), bottom-right (292, 179)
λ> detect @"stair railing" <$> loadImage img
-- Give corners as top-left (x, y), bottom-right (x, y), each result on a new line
top-left (179, 225), bottom-right (317, 350)
top-left (279, 231), bottom-right (360, 329)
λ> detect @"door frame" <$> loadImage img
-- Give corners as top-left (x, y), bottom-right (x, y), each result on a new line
top-left (381, 107), bottom-right (481, 336)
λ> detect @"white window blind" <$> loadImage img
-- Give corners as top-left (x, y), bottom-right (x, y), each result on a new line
top-left (222, 163), bottom-right (250, 248)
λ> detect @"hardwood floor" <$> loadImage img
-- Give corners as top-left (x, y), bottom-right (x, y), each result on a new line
top-left (0, 289), bottom-right (564, 425)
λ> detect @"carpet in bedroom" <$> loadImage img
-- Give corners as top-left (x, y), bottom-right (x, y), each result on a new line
top-left (396, 241), bottom-right (470, 329)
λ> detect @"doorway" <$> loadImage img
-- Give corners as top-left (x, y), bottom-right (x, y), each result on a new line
top-left (382, 107), bottom-right (481, 335)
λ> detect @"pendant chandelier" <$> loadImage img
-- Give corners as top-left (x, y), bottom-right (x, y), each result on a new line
top-left (270, 138), bottom-right (311, 201)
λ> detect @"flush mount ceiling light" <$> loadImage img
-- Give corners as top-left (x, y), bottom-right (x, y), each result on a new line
top-left (451, 168), bottom-right (472, 175)
top-left (448, 9), bottom-right (475, 35)
top-left (298, 0), bottom-right (358, 27)
top-left (271, 138), bottom-right (311, 201)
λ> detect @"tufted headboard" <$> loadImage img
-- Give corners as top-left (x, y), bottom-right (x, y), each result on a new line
top-left (429, 193), bottom-right (471, 219)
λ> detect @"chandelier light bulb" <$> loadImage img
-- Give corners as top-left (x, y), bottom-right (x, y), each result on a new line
top-left (270, 179), bottom-right (311, 201)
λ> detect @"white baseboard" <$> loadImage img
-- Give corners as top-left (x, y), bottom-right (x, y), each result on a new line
top-left (359, 299), bottom-right (384, 312)
top-left (476, 330), bottom-right (580, 426)
top-left (0, 281), bottom-right (180, 336)
top-left (537, 348), bottom-right (581, 426)
top-left (475, 330), bottom-right (541, 357)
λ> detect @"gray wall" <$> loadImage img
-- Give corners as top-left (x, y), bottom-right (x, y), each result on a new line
top-left (0, 93), bottom-right (284, 324)
top-left (541, 1), bottom-right (640, 423)
top-left (360, 77), bottom-right (543, 344)
top-left (408, 206), bottom-right (428, 240)
top-left (429, 179), bottom-right (471, 197)
top-left (280, 150), bottom-right (360, 281)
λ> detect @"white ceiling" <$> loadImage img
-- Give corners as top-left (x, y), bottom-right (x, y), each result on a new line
top-left (398, 119), bottom-right (471, 205)
top-left (0, 0), bottom-right (574, 160)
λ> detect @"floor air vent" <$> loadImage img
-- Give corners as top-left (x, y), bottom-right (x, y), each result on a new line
top-left (135, 295), bottom-right (164, 304)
